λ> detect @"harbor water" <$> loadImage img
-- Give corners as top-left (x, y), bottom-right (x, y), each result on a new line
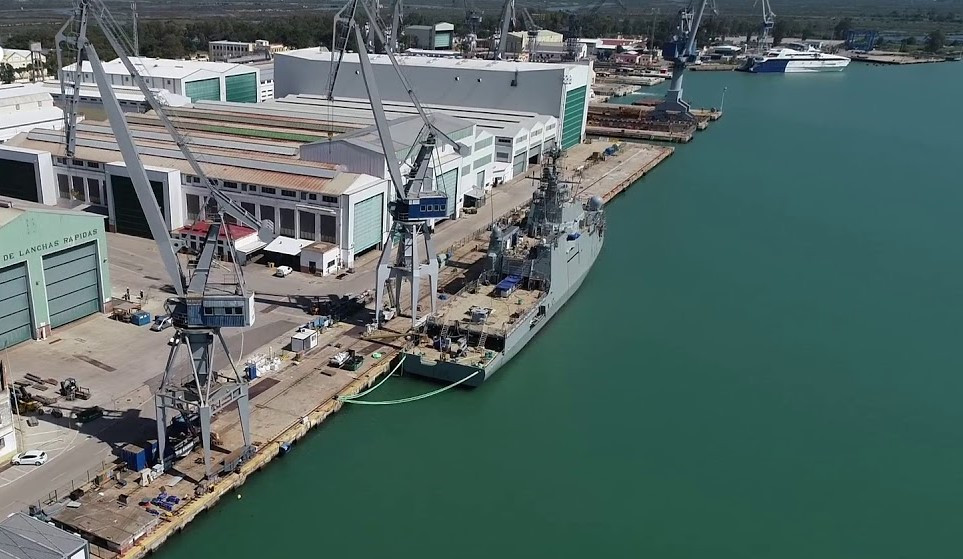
top-left (159, 63), bottom-right (963, 558)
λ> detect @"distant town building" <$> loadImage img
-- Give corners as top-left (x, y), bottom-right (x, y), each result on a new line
top-left (0, 46), bottom-right (46, 72)
top-left (60, 56), bottom-right (261, 103)
top-left (506, 29), bottom-right (564, 55)
top-left (403, 22), bottom-right (455, 50)
top-left (209, 39), bottom-right (290, 63)
top-left (0, 83), bottom-right (65, 143)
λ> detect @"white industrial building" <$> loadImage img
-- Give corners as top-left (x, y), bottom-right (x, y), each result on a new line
top-left (0, 83), bottom-right (65, 143)
top-left (209, 39), bottom-right (290, 62)
top-left (0, 512), bottom-right (90, 559)
top-left (272, 95), bottom-right (557, 183)
top-left (1, 46), bottom-right (45, 72)
top-left (38, 80), bottom-right (190, 115)
top-left (275, 50), bottom-right (592, 150)
top-left (506, 29), bottom-right (563, 54)
top-left (60, 57), bottom-right (261, 103)
top-left (403, 22), bottom-right (455, 50)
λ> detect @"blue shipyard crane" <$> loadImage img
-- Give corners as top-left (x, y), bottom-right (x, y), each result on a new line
top-left (754, 0), bottom-right (776, 50)
top-left (655, 0), bottom-right (712, 119)
top-left (329, 0), bottom-right (466, 328)
top-left (56, 0), bottom-right (275, 478)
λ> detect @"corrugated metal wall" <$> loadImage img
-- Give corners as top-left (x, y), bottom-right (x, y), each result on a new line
top-left (42, 242), bottom-right (101, 329)
top-left (0, 263), bottom-right (31, 349)
top-left (561, 86), bottom-right (587, 149)
top-left (353, 194), bottom-right (383, 253)
top-left (436, 168), bottom-right (458, 217)
top-left (185, 78), bottom-right (222, 102)
top-left (225, 73), bottom-right (258, 103)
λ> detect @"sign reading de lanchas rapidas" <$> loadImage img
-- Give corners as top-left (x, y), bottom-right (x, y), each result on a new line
top-left (2, 228), bottom-right (99, 262)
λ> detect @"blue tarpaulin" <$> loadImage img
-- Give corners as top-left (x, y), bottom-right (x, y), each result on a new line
top-left (494, 275), bottom-right (522, 297)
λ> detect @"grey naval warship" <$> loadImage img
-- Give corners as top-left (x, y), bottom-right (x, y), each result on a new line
top-left (400, 148), bottom-right (605, 387)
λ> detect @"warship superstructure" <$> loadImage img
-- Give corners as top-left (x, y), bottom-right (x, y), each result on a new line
top-left (399, 148), bottom-right (605, 387)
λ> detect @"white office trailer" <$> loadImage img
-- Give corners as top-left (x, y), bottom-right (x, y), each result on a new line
top-left (274, 50), bottom-right (591, 150)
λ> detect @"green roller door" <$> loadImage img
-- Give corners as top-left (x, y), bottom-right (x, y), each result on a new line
top-left (353, 194), bottom-right (383, 253)
top-left (513, 152), bottom-right (527, 177)
top-left (43, 242), bottom-right (101, 328)
top-left (226, 73), bottom-right (258, 103)
top-left (185, 78), bottom-right (221, 102)
top-left (436, 168), bottom-right (458, 217)
top-left (561, 85), bottom-right (587, 149)
top-left (0, 263), bottom-right (31, 349)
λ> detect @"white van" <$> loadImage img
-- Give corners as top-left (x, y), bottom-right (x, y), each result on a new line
top-left (275, 265), bottom-right (293, 277)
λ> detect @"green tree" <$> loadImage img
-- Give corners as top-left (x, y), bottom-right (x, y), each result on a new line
top-left (772, 20), bottom-right (788, 45)
top-left (0, 64), bottom-right (15, 84)
top-left (925, 29), bottom-right (945, 53)
top-left (833, 17), bottom-right (853, 40)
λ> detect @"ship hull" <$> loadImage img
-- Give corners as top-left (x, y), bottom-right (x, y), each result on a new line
top-left (400, 231), bottom-right (603, 387)
top-left (738, 57), bottom-right (850, 73)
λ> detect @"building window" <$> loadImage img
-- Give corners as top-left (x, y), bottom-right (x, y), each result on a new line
top-left (87, 177), bottom-right (103, 205)
top-left (300, 192), bottom-right (307, 200)
top-left (496, 152), bottom-right (510, 162)
top-left (71, 175), bottom-right (86, 201)
top-left (319, 214), bottom-right (336, 243)
top-left (57, 157), bottom-right (67, 165)
top-left (259, 204), bottom-right (275, 224)
top-left (86, 161), bottom-right (101, 169)
top-left (281, 190), bottom-right (296, 198)
top-left (224, 181), bottom-right (238, 189)
top-left (71, 159), bottom-right (83, 167)
top-left (57, 174), bottom-right (70, 199)
top-left (321, 195), bottom-right (338, 204)
top-left (187, 194), bottom-right (201, 221)
top-left (299, 210), bottom-right (316, 240)
top-left (279, 208), bottom-right (295, 237)
top-left (262, 187), bottom-right (276, 195)
top-left (308, 193), bottom-right (317, 201)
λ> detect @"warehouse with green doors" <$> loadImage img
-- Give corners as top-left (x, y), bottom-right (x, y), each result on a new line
top-left (0, 204), bottom-right (110, 349)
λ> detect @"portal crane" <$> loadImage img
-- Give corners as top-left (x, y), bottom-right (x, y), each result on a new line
top-left (654, 0), bottom-right (712, 120)
top-left (521, 8), bottom-right (541, 60)
top-left (754, 0), bottom-right (775, 51)
top-left (56, 0), bottom-right (275, 478)
top-left (463, 0), bottom-right (483, 52)
top-left (493, 0), bottom-right (515, 60)
top-left (330, 0), bottom-right (465, 329)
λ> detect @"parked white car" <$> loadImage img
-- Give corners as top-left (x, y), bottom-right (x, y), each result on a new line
top-left (275, 265), bottom-right (293, 277)
top-left (11, 450), bottom-right (48, 466)
top-left (150, 314), bottom-right (173, 331)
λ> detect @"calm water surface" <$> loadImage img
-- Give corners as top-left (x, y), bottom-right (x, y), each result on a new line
top-left (159, 63), bottom-right (963, 558)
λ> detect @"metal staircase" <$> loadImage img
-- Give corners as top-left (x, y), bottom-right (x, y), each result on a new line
top-left (477, 325), bottom-right (488, 349)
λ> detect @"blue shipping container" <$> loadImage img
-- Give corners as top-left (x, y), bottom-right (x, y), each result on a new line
top-left (120, 443), bottom-right (149, 471)
top-left (130, 311), bottom-right (151, 326)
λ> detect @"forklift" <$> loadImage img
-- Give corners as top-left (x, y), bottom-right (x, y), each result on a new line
top-left (60, 378), bottom-right (91, 401)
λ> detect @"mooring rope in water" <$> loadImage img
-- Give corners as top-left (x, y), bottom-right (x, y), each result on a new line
top-left (339, 369), bottom-right (481, 406)
top-left (341, 354), bottom-right (407, 401)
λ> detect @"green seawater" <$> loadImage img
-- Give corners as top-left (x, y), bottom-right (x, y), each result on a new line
top-left (158, 64), bottom-right (963, 558)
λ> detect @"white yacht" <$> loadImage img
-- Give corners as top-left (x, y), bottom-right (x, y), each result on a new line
top-left (739, 43), bottom-right (850, 73)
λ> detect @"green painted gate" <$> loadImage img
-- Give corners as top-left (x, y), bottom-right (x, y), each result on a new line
top-left (352, 194), bottom-right (383, 253)
top-left (0, 263), bottom-right (31, 349)
top-left (436, 169), bottom-right (458, 217)
top-left (43, 242), bottom-right (101, 328)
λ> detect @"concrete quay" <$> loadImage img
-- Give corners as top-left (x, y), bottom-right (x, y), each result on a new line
top-left (1, 142), bottom-right (673, 558)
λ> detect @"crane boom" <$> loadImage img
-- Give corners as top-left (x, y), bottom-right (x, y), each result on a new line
top-left (494, 0), bottom-right (514, 59)
top-left (655, 0), bottom-right (711, 119)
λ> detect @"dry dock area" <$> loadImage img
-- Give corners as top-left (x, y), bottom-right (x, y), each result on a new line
top-left (9, 142), bottom-right (673, 559)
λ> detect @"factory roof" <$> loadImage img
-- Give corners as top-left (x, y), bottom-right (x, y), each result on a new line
top-left (62, 56), bottom-right (257, 81)
top-left (279, 49), bottom-right (579, 72)
top-left (6, 126), bottom-right (375, 195)
top-left (37, 80), bottom-right (191, 106)
top-left (274, 95), bottom-right (556, 139)
top-left (0, 512), bottom-right (86, 559)
top-left (175, 221), bottom-right (257, 240)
